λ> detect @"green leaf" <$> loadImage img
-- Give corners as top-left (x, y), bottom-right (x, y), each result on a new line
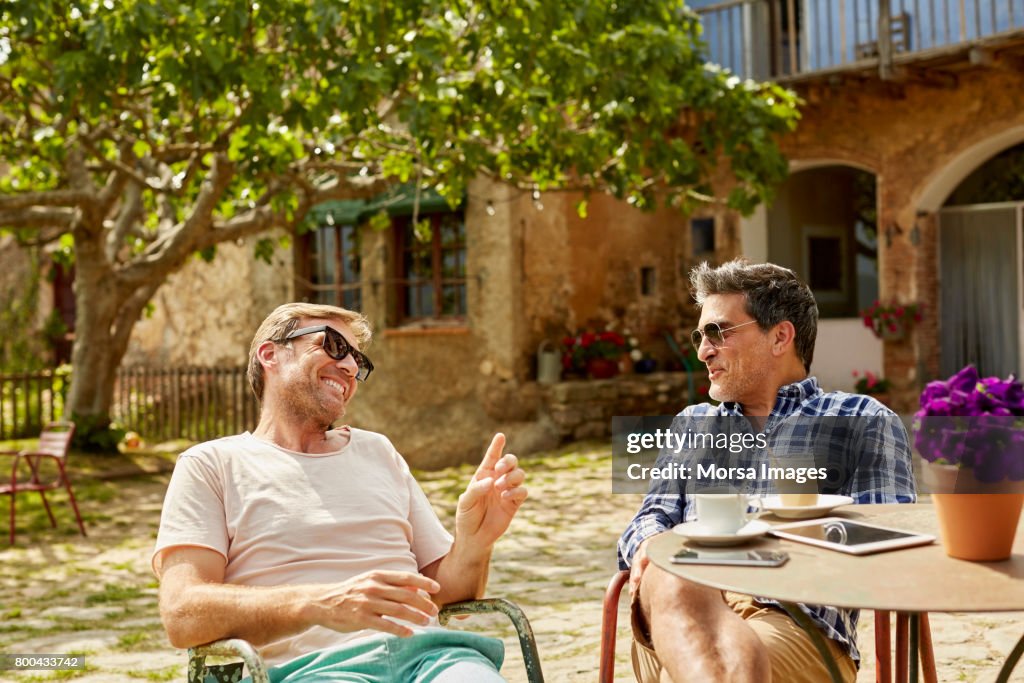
top-left (253, 237), bottom-right (275, 264)
top-left (196, 245), bottom-right (217, 263)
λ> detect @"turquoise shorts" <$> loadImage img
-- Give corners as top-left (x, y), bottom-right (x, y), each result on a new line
top-left (260, 629), bottom-right (505, 682)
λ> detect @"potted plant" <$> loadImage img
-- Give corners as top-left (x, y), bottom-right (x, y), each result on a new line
top-left (860, 301), bottom-right (923, 341)
top-left (562, 330), bottom-right (629, 379)
top-left (913, 365), bottom-right (1024, 560)
top-left (852, 369), bottom-right (891, 404)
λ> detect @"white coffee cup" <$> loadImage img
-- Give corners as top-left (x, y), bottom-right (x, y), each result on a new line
top-left (694, 492), bottom-right (763, 534)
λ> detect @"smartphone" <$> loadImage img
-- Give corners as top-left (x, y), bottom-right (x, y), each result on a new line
top-left (671, 548), bottom-right (790, 567)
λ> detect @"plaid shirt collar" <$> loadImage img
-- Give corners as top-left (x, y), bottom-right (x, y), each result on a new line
top-left (717, 375), bottom-right (821, 418)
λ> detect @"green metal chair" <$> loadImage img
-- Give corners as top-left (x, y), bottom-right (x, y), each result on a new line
top-left (187, 598), bottom-right (544, 683)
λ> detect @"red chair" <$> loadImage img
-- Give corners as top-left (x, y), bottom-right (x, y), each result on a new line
top-left (599, 569), bottom-right (936, 683)
top-left (0, 421), bottom-right (86, 544)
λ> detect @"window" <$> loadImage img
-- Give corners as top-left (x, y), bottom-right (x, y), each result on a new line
top-left (299, 221), bottom-right (362, 310)
top-left (640, 266), bottom-right (657, 296)
top-left (691, 217), bottom-right (716, 255)
top-left (394, 212), bottom-right (467, 323)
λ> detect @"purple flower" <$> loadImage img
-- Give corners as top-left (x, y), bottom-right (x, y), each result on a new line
top-left (946, 365), bottom-right (980, 394)
top-left (913, 365), bottom-right (1024, 482)
top-left (919, 380), bottom-right (951, 407)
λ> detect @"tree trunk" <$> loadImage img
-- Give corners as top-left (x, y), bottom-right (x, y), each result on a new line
top-left (65, 225), bottom-right (159, 444)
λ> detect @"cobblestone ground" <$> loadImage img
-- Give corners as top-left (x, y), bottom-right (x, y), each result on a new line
top-left (0, 442), bottom-right (1020, 682)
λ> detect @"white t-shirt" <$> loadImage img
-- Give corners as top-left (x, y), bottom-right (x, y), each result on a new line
top-left (152, 428), bottom-right (454, 666)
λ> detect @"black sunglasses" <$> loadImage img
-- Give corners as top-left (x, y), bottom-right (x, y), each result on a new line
top-left (690, 320), bottom-right (759, 351)
top-left (281, 325), bottom-right (374, 381)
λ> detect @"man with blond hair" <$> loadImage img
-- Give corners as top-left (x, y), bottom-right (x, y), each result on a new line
top-left (153, 302), bottom-right (528, 682)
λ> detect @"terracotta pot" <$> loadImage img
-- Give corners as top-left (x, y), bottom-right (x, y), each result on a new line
top-left (587, 357), bottom-right (620, 379)
top-left (932, 493), bottom-right (1024, 561)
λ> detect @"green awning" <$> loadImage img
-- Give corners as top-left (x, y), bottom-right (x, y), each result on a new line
top-left (307, 184), bottom-right (461, 228)
top-left (364, 185), bottom-right (454, 217)
top-left (308, 199), bottom-right (366, 226)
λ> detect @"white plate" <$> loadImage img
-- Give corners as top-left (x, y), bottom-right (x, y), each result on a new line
top-left (762, 494), bottom-right (855, 519)
top-left (671, 520), bottom-right (772, 546)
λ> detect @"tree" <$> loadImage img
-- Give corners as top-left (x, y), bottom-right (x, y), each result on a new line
top-left (0, 0), bottom-right (798, 443)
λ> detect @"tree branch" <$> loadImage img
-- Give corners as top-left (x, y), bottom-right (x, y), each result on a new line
top-left (0, 190), bottom-right (93, 211)
top-left (106, 180), bottom-right (144, 264)
top-left (0, 206), bottom-right (77, 229)
top-left (115, 153), bottom-right (236, 287)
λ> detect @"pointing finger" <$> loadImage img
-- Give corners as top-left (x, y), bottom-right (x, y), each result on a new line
top-left (474, 433), bottom-right (505, 479)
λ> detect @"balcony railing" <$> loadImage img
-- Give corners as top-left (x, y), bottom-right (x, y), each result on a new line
top-left (693, 0), bottom-right (1024, 80)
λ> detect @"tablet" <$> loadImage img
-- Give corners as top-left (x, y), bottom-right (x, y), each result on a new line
top-left (769, 517), bottom-right (935, 555)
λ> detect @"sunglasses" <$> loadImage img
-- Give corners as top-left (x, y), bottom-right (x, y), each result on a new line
top-left (690, 320), bottom-right (759, 351)
top-left (282, 325), bottom-right (374, 381)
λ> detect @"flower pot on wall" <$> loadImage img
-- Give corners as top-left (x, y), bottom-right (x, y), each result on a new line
top-left (587, 358), bottom-right (620, 379)
top-left (877, 323), bottom-right (906, 341)
top-left (932, 493), bottom-right (1024, 561)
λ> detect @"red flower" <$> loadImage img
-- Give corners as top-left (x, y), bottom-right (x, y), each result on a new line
top-left (581, 332), bottom-right (596, 347)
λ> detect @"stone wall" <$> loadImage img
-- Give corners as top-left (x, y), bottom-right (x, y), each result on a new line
top-left (544, 371), bottom-right (711, 441)
top-left (126, 235), bottom-right (293, 367)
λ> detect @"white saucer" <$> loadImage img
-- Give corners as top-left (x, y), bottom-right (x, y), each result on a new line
top-left (762, 494), bottom-right (854, 519)
top-left (671, 520), bottom-right (772, 546)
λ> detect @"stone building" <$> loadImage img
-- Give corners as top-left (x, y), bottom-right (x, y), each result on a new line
top-left (18, 0), bottom-right (1024, 464)
top-left (118, 182), bottom-right (717, 467)
top-left (697, 0), bottom-right (1024, 410)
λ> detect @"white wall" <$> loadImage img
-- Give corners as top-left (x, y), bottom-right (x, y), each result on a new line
top-left (812, 318), bottom-right (884, 392)
top-left (739, 205), bottom-right (768, 262)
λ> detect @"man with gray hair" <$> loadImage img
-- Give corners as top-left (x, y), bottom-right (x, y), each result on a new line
top-left (619, 259), bottom-right (916, 682)
top-left (153, 302), bottom-right (528, 682)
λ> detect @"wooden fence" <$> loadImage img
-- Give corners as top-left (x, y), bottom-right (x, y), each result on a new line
top-left (0, 369), bottom-right (70, 440)
top-left (0, 366), bottom-right (259, 443)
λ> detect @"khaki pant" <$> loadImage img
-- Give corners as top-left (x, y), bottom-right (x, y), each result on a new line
top-left (631, 590), bottom-right (858, 683)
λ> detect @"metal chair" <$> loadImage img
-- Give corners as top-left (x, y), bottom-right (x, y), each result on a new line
top-left (187, 598), bottom-right (544, 683)
top-left (0, 421), bottom-right (86, 544)
top-left (599, 569), bottom-right (936, 683)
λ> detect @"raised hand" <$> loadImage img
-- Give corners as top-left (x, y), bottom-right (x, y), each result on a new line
top-left (455, 433), bottom-right (528, 546)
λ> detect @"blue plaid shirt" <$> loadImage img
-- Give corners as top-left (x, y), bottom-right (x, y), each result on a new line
top-left (617, 376), bottom-right (917, 664)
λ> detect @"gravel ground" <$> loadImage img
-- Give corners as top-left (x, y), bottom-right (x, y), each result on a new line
top-left (0, 442), bottom-right (1020, 682)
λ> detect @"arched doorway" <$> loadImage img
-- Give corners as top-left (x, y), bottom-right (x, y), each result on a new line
top-left (766, 165), bottom-right (880, 390)
top-left (938, 142), bottom-right (1024, 378)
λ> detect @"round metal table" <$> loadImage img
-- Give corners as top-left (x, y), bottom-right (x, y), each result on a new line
top-left (646, 503), bottom-right (1024, 682)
